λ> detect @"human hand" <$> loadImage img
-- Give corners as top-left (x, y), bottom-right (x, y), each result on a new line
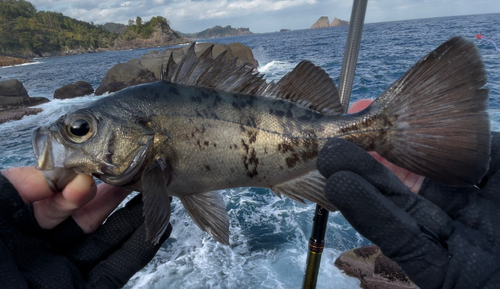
top-left (317, 130), bottom-right (500, 289)
top-left (0, 167), bottom-right (171, 288)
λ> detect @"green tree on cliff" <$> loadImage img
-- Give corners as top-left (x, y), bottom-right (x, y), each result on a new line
top-left (0, 0), bottom-right (176, 56)
top-left (124, 15), bottom-right (172, 39)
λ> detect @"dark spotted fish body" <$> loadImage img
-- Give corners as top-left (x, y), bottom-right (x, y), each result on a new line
top-left (32, 37), bottom-right (490, 245)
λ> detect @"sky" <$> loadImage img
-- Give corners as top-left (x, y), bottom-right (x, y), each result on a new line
top-left (28, 0), bottom-right (500, 33)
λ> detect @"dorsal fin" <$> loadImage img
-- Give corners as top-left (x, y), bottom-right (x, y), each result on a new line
top-left (185, 44), bottom-right (215, 85)
top-left (172, 42), bottom-right (198, 83)
top-left (162, 42), bottom-right (343, 115)
top-left (263, 61), bottom-right (344, 115)
top-left (161, 52), bottom-right (177, 82)
top-left (196, 50), bottom-right (229, 87)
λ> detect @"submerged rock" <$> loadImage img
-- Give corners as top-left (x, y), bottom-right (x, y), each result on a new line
top-left (335, 245), bottom-right (419, 289)
top-left (54, 81), bottom-right (94, 99)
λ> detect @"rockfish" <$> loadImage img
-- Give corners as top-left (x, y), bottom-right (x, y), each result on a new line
top-left (32, 37), bottom-right (490, 245)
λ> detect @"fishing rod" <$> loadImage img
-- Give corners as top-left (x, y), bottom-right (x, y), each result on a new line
top-left (302, 0), bottom-right (368, 288)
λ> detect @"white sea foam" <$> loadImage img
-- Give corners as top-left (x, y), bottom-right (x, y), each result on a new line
top-left (0, 94), bottom-right (107, 130)
top-left (0, 61), bottom-right (43, 69)
top-left (124, 188), bottom-right (362, 289)
top-left (257, 60), bottom-right (296, 82)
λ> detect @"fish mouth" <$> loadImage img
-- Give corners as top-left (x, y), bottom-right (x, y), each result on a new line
top-left (32, 127), bottom-right (78, 191)
top-left (32, 126), bottom-right (68, 170)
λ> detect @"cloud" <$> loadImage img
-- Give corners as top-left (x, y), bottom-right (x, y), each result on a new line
top-left (27, 0), bottom-right (500, 33)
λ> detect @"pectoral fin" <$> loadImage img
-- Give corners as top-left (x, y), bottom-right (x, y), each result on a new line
top-left (141, 159), bottom-right (172, 245)
top-left (180, 191), bottom-right (230, 245)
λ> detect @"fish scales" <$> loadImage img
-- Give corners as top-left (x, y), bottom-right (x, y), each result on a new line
top-left (32, 37), bottom-right (491, 244)
top-left (89, 81), bottom-right (356, 193)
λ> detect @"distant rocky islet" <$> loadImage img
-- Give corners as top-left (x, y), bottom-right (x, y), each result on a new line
top-left (311, 16), bottom-right (349, 29)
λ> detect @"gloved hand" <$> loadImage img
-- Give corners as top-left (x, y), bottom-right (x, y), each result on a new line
top-left (0, 172), bottom-right (171, 289)
top-left (317, 133), bottom-right (500, 289)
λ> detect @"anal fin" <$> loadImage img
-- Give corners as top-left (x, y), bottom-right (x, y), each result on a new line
top-left (180, 191), bottom-right (230, 245)
top-left (270, 171), bottom-right (337, 212)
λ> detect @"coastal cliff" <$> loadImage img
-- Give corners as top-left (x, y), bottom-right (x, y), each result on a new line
top-left (311, 16), bottom-right (331, 29)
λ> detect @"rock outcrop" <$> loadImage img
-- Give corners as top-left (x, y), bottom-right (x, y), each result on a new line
top-left (54, 81), bottom-right (94, 99)
top-left (112, 26), bottom-right (186, 51)
top-left (331, 17), bottom-right (349, 27)
top-left (311, 16), bottom-right (349, 29)
top-left (311, 16), bottom-right (331, 29)
top-left (0, 55), bottom-right (32, 67)
top-left (95, 59), bottom-right (156, 96)
top-left (0, 79), bottom-right (49, 124)
top-left (335, 245), bottom-right (418, 289)
top-left (0, 79), bottom-right (28, 97)
top-left (96, 42), bottom-right (258, 95)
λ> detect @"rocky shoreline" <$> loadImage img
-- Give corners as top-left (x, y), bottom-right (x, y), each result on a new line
top-left (0, 42), bottom-right (258, 124)
top-left (0, 32), bottom-right (188, 65)
top-left (0, 55), bottom-right (33, 67)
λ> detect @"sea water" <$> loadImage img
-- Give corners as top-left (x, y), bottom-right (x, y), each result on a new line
top-left (1, 13), bottom-right (499, 288)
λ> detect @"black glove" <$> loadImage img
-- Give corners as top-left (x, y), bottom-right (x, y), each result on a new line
top-left (317, 134), bottom-right (500, 289)
top-left (0, 176), bottom-right (171, 289)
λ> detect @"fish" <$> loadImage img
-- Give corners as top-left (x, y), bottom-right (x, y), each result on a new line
top-left (32, 36), bottom-right (490, 245)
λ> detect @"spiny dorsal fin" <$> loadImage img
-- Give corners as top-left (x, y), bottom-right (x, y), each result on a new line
top-left (184, 44), bottom-right (215, 85)
top-left (196, 50), bottom-right (229, 87)
top-left (162, 42), bottom-right (343, 115)
top-left (161, 52), bottom-right (177, 82)
top-left (180, 191), bottom-right (230, 245)
top-left (270, 171), bottom-right (337, 212)
top-left (172, 42), bottom-right (198, 84)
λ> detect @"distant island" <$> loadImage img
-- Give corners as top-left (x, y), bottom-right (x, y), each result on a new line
top-left (176, 25), bottom-right (253, 39)
top-left (0, 0), bottom-right (253, 63)
top-left (311, 16), bottom-right (349, 29)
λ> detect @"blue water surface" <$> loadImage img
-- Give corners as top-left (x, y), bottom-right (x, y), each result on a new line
top-left (1, 13), bottom-right (499, 289)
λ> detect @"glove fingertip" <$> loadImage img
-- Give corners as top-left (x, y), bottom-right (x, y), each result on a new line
top-left (317, 138), bottom-right (367, 178)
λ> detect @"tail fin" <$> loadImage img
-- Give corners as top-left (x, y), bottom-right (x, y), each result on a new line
top-left (355, 36), bottom-right (490, 186)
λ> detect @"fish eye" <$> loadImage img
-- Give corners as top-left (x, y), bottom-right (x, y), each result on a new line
top-left (70, 119), bottom-right (90, 136)
top-left (64, 115), bottom-right (96, 143)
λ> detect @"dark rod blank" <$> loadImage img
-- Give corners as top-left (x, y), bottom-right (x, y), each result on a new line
top-left (302, 1), bottom-right (368, 288)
